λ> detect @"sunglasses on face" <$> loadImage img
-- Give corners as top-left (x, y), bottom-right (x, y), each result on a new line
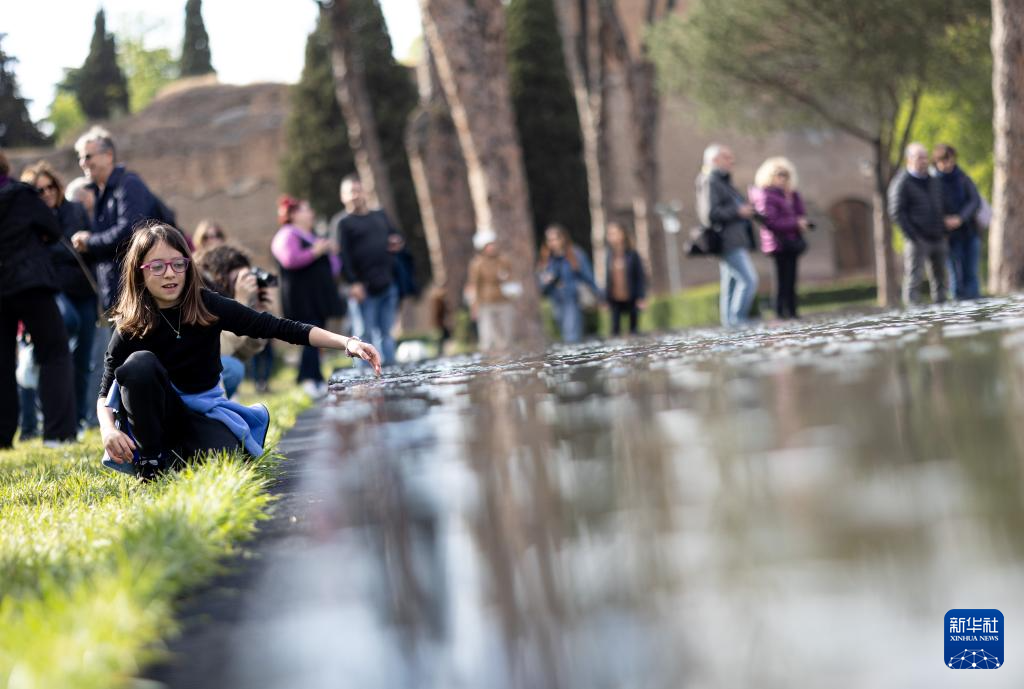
top-left (36, 183), bottom-right (58, 194)
top-left (140, 258), bottom-right (191, 275)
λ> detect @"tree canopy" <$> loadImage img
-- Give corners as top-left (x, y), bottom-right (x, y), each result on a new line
top-left (507, 0), bottom-right (591, 252)
top-left (120, 35), bottom-right (178, 113)
top-left (648, 0), bottom-right (989, 172)
top-left (63, 10), bottom-right (130, 120)
top-left (0, 34), bottom-right (48, 147)
top-left (180, 0), bottom-right (215, 77)
top-left (281, 15), bottom-right (355, 219)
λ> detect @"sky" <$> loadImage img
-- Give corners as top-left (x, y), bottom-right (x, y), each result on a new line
top-left (4, 0), bottom-right (423, 122)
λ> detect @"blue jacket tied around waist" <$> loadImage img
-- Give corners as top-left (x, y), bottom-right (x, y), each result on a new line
top-left (101, 380), bottom-right (270, 466)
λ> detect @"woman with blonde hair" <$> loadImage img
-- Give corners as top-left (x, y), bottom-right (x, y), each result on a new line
top-left (192, 219), bottom-right (226, 255)
top-left (749, 156), bottom-right (810, 319)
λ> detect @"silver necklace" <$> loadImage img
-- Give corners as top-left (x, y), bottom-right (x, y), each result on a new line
top-left (158, 307), bottom-right (182, 340)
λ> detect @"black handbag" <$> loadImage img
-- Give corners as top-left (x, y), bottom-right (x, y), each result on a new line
top-left (686, 226), bottom-right (722, 257)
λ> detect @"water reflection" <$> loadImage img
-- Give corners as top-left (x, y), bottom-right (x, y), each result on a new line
top-left (229, 297), bottom-right (1024, 688)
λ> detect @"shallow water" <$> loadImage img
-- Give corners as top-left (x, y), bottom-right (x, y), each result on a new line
top-left (228, 298), bottom-right (1024, 688)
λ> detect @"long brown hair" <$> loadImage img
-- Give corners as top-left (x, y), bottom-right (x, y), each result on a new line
top-left (111, 223), bottom-right (217, 338)
top-left (537, 223), bottom-right (579, 271)
top-left (606, 221), bottom-right (635, 253)
top-left (19, 161), bottom-right (67, 205)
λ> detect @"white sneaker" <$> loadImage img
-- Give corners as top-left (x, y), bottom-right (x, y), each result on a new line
top-left (302, 380), bottom-right (327, 399)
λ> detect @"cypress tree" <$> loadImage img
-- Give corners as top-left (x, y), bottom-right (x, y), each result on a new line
top-left (352, 0), bottom-right (426, 279)
top-left (180, 0), bottom-right (215, 77)
top-left (281, 17), bottom-right (354, 219)
top-left (507, 0), bottom-right (591, 252)
top-left (0, 34), bottom-right (49, 147)
top-left (66, 10), bottom-right (129, 120)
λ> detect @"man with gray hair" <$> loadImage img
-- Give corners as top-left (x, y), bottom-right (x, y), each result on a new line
top-left (696, 143), bottom-right (759, 327)
top-left (70, 126), bottom-right (159, 311)
top-left (887, 142), bottom-right (948, 305)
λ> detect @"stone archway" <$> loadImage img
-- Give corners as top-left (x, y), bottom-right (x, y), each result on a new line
top-left (829, 198), bottom-right (874, 274)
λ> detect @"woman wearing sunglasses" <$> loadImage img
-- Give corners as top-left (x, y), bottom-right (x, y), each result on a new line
top-left (98, 223), bottom-right (381, 480)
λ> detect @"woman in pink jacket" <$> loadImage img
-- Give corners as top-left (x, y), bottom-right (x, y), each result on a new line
top-left (271, 196), bottom-right (344, 398)
top-left (749, 157), bottom-right (810, 319)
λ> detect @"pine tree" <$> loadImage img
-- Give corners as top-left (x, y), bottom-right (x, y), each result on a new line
top-left (65, 10), bottom-right (129, 120)
top-left (507, 0), bottom-right (591, 252)
top-left (180, 0), bottom-right (215, 77)
top-left (281, 17), bottom-right (354, 219)
top-left (0, 34), bottom-right (49, 147)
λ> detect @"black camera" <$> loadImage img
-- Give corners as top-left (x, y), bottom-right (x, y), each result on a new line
top-left (249, 266), bottom-right (278, 289)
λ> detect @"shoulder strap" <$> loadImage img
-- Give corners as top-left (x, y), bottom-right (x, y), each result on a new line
top-left (60, 236), bottom-right (101, 296)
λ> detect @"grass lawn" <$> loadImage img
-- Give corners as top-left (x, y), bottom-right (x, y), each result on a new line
top-left (0, 375), bottom-right (312, 689)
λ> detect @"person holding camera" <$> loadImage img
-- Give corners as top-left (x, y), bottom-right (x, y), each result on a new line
top-left (196, 244), bottom-right (273, 398)
top-left (98, 223), bottom-right (380, 480)
top-left (271, 196), bottom-right (344, 398)
top-left (696, 144), bottom-right (759, 328)
top-left (750, 157), bottom-right (810, 320)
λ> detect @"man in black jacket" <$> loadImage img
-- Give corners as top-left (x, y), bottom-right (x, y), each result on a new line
top-left (888, 142), bottom-right (948, 305)
top-left (0, 149), bottom-right (77, 447)
top-left (335, 174), bottom-right (404, 367)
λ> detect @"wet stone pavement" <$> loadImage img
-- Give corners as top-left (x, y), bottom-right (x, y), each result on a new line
top-left (156, 297), bottom-right (1024, 688)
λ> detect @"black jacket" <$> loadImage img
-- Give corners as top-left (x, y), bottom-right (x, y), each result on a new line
top-left (0, 179), bottom-right (61, 299)
top-left (336, 209), bottom-right (401, 295)
top-left (887, 168), bottom-right (945, 242)
top-left (604, 249), bottom-right (647, 302)
top-left (696, 169), bottom-right (756, 252)
top-left (49, 201), bottom-right (97, 299)
top-left (935, 165), bottom-right (981, 239)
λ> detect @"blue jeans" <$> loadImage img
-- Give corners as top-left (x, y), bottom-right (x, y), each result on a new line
top-left (249, 343), bottom-right (274, 386)
top-left (21, 294), bottom-right (85, 435)
top-left (350, 284), bottom-right (399, 367)
top-left (948, 233), bottom-right (981, 300)
top-left (66, 295), bottom-right (98, 425)
top-left (19, 385), bottom-right (37, 438)
top-left (719, 248), bottom-right (759, 327)
top-left (221, 355), bottom-right (245, 398)
top-left (551, 297), bottom-right (584, 343)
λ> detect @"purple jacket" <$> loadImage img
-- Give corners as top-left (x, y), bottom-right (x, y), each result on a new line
top-left (749, 186), bottom-right (805, 254)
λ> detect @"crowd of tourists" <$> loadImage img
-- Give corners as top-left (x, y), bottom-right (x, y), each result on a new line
top-left (0, 123), bottom-right (989, 463)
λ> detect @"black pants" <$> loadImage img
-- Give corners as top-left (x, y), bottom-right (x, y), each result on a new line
top-left (609, 300), bottom-right (639, 335)
top-left (0, 289), bottom-right (76, 446)
top-left (772, 251), bottom-right (800, 319)
top-left (297, 318), bottom-right (324, 383)
top-left (116, 351), bottom-right (240, 461)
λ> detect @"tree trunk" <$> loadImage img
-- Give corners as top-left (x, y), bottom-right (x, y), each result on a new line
top-left (990, 0), bottom-right (1024, 293)
top-left (419, 0), bottom-right (543, 346)
top-left (555, 0), bottom-right (611, 286)
top-left (628, 58), bottom-right (668, 294)
top-left (322, 0), bottom-right (399, 221)
top-left (406, 45), bottom-right (477, 318)
top-left (872, 145), bottom-right (899, 307)
top-left (601, 0), bottom-right (668, 294)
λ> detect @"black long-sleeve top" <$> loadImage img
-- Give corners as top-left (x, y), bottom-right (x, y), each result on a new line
top-left (99, 289), bottom-right (313, 398)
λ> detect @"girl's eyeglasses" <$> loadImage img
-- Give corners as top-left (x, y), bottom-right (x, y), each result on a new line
top-left (36, 183), bottom-right (58, 194)
top-left (140, 258), bottom-right (190, 275)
